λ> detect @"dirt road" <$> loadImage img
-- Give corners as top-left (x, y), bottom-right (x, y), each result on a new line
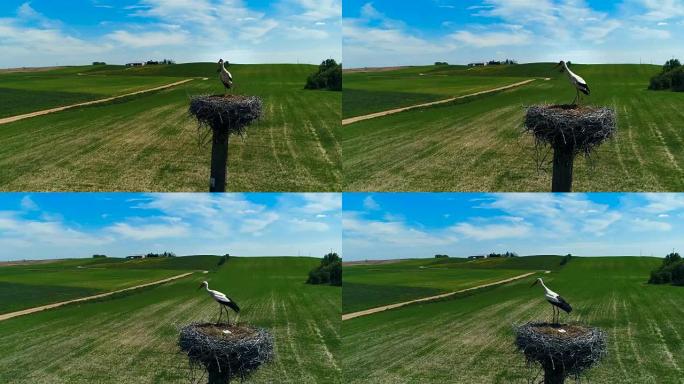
top-left (342, 272), bottom-right (537, 321)
top-left (342, 79), bottom-right (536, 126)
top-left (0, 78), bottom-right (194, 126)
top-left (0, 272), bottom-right (194, 321)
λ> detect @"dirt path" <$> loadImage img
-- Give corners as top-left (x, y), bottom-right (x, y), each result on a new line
top-left (342, 272), bottom-right (537, 321)
top-left (0, 272), bottom-right (194, 321)
top-left (0, 78), bottom-right (194, 126)
top-left (342, 79), bottom-right (536, 126)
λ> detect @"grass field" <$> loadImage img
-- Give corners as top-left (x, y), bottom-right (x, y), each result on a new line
top-left (0, 256), bottom-right (219, 314)
top-left (0, 63), bottom-right (341, 192)
top-left (342, 63), bottom-right (684, 192)
top-left (0, 256), bottom-right (341, 384)
top-left (343, 257), bottom-right (553, 314)
top-left (0, 66), bottom-right (179, 118)
top-left (342, 256), bottom-right (684, 383)
top-left (343, 66), bottom-right (525, 118)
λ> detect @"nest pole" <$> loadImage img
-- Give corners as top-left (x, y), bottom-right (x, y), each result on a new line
top-left (210, 130), bottom-right (229, 193)
top-left (524, 105), bottom-right (616, 192)
top-left (551, 143), bottom-right (574, 192)
top-left (189, 95), bottom-right (263, 193)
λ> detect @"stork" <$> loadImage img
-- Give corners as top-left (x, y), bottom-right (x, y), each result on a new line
top-left (555, 60), bottom-right (590, 105)
top-left (198, 281), bottom-right (240, 325)
top-left (531, 277), bottom-right (572, 324)
top-left (217, 59), bottom-right (233, 93)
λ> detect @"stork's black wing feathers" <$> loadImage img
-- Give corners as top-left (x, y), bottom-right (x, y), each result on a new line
top-left (578, 82), bottom-right (590, 95)
top-left (218, 296), bottom-right (240, 313)
top-left (555, 296), bottom-right (572, 313)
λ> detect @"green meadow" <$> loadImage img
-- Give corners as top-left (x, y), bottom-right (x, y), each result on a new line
top-left (0, 259), bottom-right (195, 314)
top-left (343, 257), bottom-right (545, 314)
top-left (342, 256), bottom-right (683, 383)
top-left (0, 63), bottom-right (341, 192)
top-left (342, 63), bottom-right (684, 192)
top-left (0, 256), bottom-right (341, 384)
top-left (343, 66), bottom-right (524, 118)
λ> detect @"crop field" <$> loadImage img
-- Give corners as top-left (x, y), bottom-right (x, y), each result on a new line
top-left (342, 256), bottom-right (684, 383)
top-left (343, 66), bottom-right (525, 118)
top-left (0, 256), bottom-right (341, 384)
top-left (0, 66), bottom-right (179, 118)
top-left (342, 63), bottom-right (684, 192)
top-left (343, 257), bottom-right (546, 314)
top-left (0, 63), bottom-right (341, 192)
top-left (0, 256), bottom-right (218, 314)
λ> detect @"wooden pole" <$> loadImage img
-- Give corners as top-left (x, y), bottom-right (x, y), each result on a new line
top-left (551, 145), bottom-right (574, 192)
top-left (209, 130), bottom-right (229, 193)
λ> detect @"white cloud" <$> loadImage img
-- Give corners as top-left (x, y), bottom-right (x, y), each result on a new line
top-left (107, 29), bottom-right (189, 48)
top-left (450, 29), bottom-right (531, 47)
top-left (632, 218), bottom-right (672, 232)
top-left (451, 221), bottom-right (531, 240)
top-left (20, 196), bottom-right (38, 211)
top-left (108, 221), bottom-right (189, 240)
top-left (630, 26), bottom-right (671, 39)
top-left (363, 196), bottom-right (380, 210)
top-left (289, 218), bottom-right (330, 232)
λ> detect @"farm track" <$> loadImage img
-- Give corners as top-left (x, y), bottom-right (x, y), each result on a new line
top-left (0, 272), bottom-right (193, 322)
top-left (342, 272), bottom-right (536, 321)
top-left (342, 79), bottom-right (536, 125)
top-left (0, 79), bottom-right (194, 125)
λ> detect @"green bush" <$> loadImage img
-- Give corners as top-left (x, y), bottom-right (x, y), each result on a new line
top-left (218, 254), bottom-right (230, 266)
top-left (307, 252), bottom-right (342, 286)
top-left (305, 59), bottom-right (342, 91)
top-left (648, 59), bottom-right (684, 91)
top-left (648, 252), bottom-right (683, 285)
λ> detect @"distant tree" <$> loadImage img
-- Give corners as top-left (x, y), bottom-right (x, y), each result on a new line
top-left (434, 62), bottom-right (449, 66)
top-left (434, 254), bottom-right (449, 258)
top-left (146, 60), bottom-right (160, 65)
top-left (161, 59), bottom-right (176, 65)
top-left (218, 253), bottom-right (230, 266)
top-left (92, 254), bottom-right (107, 258)
top-left (649, 251), bottom-right (684, 285)
top-left (305, 59), bottom-right (341, 91)
top-left (307, 252), bottom-right (342, 286)
top-left (663, 58), bottom-right (681, 73)
top-left (92, 62), bottom-right (106, 65)
top-left (560, 254), bottom-right (572, 266)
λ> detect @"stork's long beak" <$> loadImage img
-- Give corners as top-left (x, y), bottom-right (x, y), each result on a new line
top-left (530, 280), bottom-right (539, 287)
top-left (197, 283), bottom-right (204, 290)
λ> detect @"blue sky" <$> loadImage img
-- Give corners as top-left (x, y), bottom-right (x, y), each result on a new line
top-left (343, 193), bottom-right (684, 260)
top-left (343, 0), bottom-right (684, 67)
top-left (0, 0), bottom-right (341, 68)
top-left (0, 193), bottom-right (341, 261)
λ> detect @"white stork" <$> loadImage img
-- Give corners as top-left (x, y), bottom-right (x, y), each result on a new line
top-left (531, 277), bottom-right (572, 324)
top-left (555, 60), bottom-right (590, 105)
top-left (217, 59), bottom-right (233, 93)
top-left (198, 281), bottom-right (240, 324)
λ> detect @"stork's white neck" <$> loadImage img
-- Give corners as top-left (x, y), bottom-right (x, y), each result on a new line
top-left (539, 278), bottom-right (549, 290)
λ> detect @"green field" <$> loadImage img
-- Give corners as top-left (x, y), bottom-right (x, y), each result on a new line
top-left (0, 63), bottom-right (341, 192)
top-left (342, 63), bottom-right (684, 192)
top-left (0, 256), bottom-right (341, 383)
top-left (343, 66), bottom-right (525, 118)
top-left (0, 66), bottom-right (180, 118)
top-left (342, 256), bottom-right (684, 383)
top-left (343, 257), bottom-right (550, 313)
top-left (0, 256), bottom-right (219, 314)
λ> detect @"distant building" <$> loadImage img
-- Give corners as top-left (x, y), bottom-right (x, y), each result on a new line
top-left (468, 255), bottom-right (485, 260)
top-left (126, 255), bottom-right (144, 259)
top-left (125, 62), bottom-right (144, 67)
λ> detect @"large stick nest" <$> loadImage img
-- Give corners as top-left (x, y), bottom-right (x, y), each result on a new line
top-left (179, 322), bottom-right (274, 382)
top-left (524, 105), bottom-right (616, 157)
top-left (514, 322), bottom-right (607, 380)
top-left (189, 95), bottom-right (263, 136)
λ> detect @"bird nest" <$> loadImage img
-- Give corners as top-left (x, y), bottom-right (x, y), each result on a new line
top-left (524, 104), bottom-right (616, 157)
top-left (178, 322), bottom-right (274, 383)
top-left (514, 322), bottom-right (607, 382)
top-left (189, 95), bottom-right (263, 137)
